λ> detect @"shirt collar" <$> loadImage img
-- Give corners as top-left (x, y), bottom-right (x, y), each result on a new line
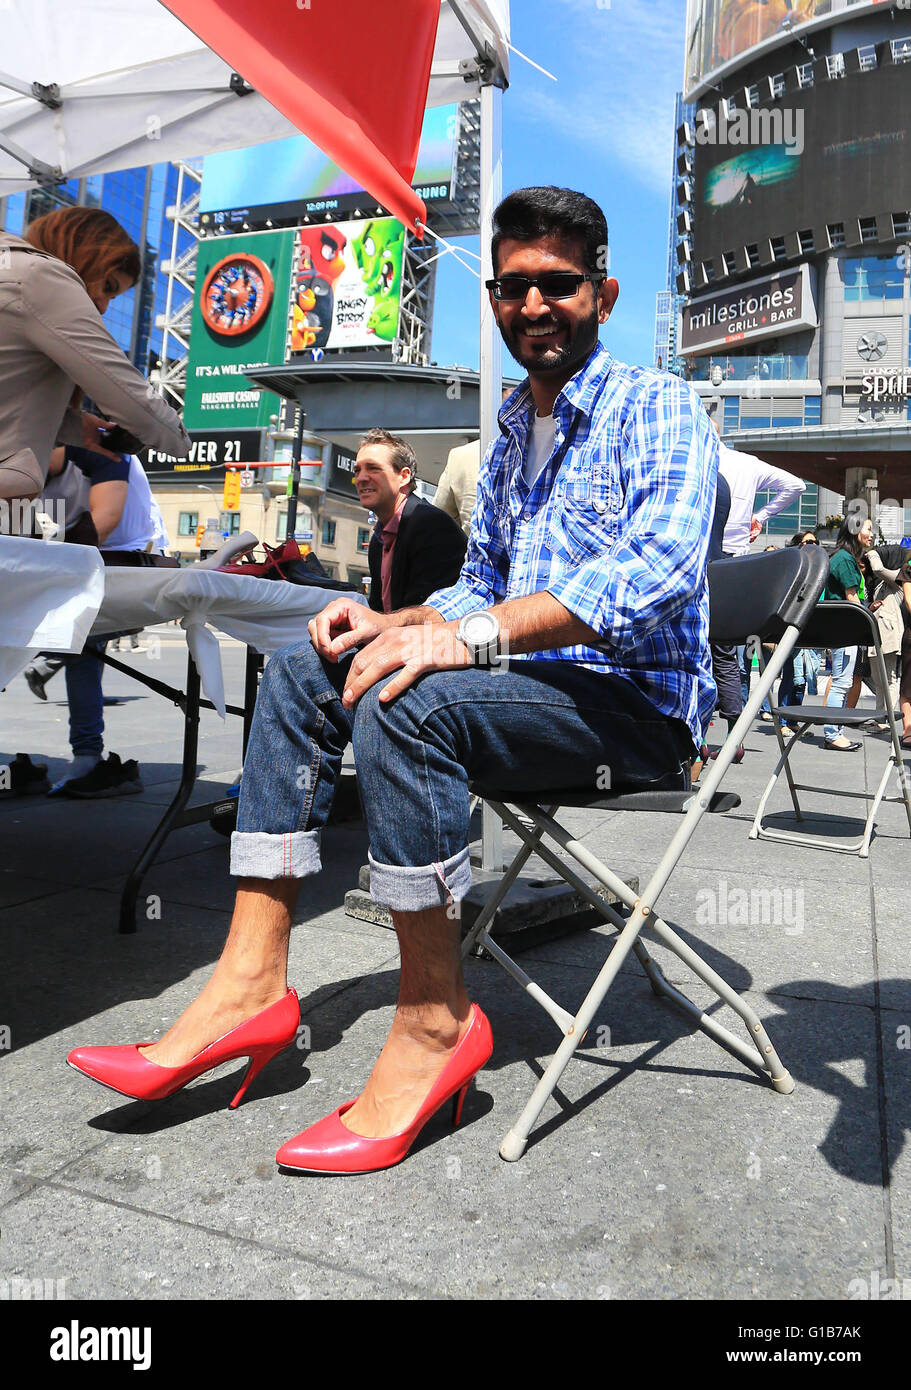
top-left (497, 340), bottom-right (614, 441)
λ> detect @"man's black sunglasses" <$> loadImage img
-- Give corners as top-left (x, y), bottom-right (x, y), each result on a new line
top-left (486, 272), bottom-right (605, 302)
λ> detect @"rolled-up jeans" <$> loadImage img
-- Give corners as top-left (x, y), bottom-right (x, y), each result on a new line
top-left (231, 642), bottom-right (693, 912)
top-left (823, 646), bottom-right (858, 742)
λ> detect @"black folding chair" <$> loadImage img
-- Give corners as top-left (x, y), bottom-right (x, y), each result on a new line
top-left (462, 546), bottom-right (829, 1162)
top-left (750, 601), bottom-right (911, 856)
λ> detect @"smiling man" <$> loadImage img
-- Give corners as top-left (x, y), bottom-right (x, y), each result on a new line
top-left (354, 428), bottom-right (466, 615)
top-left (68, 188), bottom-right (718, 1177)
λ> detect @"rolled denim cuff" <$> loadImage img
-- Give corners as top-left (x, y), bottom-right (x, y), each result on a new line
top-left (368, 845), bottom-right (472, 912)
top-left (230, 829), bottom-right (321, 880)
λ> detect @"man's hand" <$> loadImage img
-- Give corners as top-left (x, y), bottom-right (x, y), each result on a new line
top-left (341, 622), bottom-right (471, 708)
top-left (80, 412), bottom-right (124, 461)
top-left (308, 597), bottom-right (390, 662)
top-left (749, 516), bottom-right (762, 543)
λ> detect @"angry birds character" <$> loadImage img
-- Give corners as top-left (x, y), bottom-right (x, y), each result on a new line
top-left (716, 0), bottom-right (818, 64)
top-left (291, 227), bottom-right (348, 351)
top-left (351, 220), bottom-right (405, 342)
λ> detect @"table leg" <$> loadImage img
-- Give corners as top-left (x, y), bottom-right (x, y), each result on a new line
top-left (118, 652), bottom-right (201, 934)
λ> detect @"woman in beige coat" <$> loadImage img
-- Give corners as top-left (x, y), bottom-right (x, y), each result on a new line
top-left (0, 206), bottom-right (189, 507)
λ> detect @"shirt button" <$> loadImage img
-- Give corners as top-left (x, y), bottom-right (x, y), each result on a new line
top-left (593, 500), bottom-right (607, 514)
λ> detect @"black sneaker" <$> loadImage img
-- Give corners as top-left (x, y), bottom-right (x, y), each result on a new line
top-left (64, 753), bottom-right (143, 799)
top-left (0, 753), bottom-right (50, 797)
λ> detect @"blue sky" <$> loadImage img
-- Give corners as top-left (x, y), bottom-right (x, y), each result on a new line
top-left (431, 0), bottom-right (687, 373)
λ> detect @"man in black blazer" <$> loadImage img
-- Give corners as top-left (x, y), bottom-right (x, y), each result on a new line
top-left (358, 427), bottom-right (467, 614)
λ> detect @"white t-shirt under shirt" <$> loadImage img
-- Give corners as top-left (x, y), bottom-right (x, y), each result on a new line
top-left (524, 410), bottom-right (557, 489)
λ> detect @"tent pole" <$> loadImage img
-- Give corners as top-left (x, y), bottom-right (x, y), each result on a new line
top-left (479, 78), bottom-right (504, 872)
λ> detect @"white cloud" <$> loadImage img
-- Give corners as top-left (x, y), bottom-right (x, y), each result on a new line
top-left (513, 0), bottom-right (686, 193)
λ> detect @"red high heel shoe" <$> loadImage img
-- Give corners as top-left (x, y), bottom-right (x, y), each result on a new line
top-left (66, 988), bottom-right (300, 1109)
top-left (275, 1004), bottom-right (493, 1174)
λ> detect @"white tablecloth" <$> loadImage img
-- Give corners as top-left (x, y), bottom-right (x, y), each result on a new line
top-left (90, 567), bottom-right (366, 716)
top-left (0, 540), bottom-right (365, 716)
top-left (0, 536), bottom-right (105, 689)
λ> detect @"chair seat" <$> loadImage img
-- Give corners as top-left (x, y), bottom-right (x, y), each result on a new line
top-left (770, 703), bottom-right (887, 726)
top-left (469, 784), bottom-right (741, 814)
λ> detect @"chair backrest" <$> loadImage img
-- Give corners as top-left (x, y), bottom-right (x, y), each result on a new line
top-left (792, 599), bottom-right (880, 652)
top-left (708, 546), bottom-right (829, 645)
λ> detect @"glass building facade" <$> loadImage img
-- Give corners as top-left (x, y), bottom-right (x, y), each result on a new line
top-left (0, 164), bottom-right (192, 377)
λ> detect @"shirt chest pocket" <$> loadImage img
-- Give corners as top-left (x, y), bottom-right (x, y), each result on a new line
top-left (545, 477), bottom-right (618, 563)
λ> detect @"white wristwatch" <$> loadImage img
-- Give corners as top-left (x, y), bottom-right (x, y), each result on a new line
top-left (457, 610), bottom-right (501, 668)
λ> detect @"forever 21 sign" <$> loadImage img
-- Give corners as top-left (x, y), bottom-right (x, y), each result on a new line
top-left (144, 429), bottom-right (263, 480)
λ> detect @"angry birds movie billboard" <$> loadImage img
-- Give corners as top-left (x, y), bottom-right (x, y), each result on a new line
top-left (290, 218), bottom-right (405, 354)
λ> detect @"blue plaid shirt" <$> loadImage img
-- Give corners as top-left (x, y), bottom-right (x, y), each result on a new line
top-left (427, 342), bottom-right (718, 746)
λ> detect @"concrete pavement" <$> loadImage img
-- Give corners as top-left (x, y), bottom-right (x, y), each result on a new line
top-left (1, 635), bottom-right (909, 1301)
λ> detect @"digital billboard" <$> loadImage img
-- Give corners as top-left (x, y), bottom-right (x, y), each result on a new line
top-left (289, 218), bottom-right (405, 354)
top-left (199, 105), bottom-right (460, 232)
top-left (685, 0), bottom-right (888, 98)
top-left (691, 63), bottom-right (911, 270)
top-left (184, 229), bottom-right (295, 432)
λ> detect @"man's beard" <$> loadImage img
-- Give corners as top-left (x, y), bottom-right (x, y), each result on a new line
top-left (498, 306), bottom-right (600, 378)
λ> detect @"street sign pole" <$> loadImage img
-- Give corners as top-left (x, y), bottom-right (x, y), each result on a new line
top-left (287, 407), bottom-right (306, 537)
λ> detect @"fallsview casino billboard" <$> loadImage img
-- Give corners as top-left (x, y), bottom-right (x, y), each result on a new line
top-left (684, 0), bottom-right (891, 100)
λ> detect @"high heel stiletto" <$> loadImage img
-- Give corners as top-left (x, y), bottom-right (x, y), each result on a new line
top-left (67, 987), bottom-right (300, 1109)
top-left (275, 1004), bottom-right (493, 1174)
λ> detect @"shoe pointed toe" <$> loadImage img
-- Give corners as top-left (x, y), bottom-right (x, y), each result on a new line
top-left (276, 1104), bottom-right (377, 1173)
top-left (66, 1044), bottom-right (167, 1098)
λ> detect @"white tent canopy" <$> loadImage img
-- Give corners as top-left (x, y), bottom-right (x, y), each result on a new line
top-left (0, 0), bottom-right (509, 191)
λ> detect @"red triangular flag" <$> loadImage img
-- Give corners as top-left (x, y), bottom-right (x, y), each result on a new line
top-left (159, 0), bottom-right (440, 234)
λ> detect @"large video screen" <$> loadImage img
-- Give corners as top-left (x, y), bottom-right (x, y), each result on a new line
top-left (200, 105), bottom-right (459, 231)
top-left (691, 63), bottom-right (911, 268)
top-left (685, 0), bottom-right (887, 98)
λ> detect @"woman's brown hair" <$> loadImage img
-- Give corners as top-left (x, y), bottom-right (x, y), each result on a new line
top-left (24, 207), bottom-right (141, 290)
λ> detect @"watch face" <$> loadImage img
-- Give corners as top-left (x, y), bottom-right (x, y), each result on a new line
top-left (201, 253), bottom-right (275, 337)
top-left (462, 611), bottom-right (498, 645)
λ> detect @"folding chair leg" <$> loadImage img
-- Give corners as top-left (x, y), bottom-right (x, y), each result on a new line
top-left (499, 901), bottom-right (656, 1161)
top-left (750, 741), bottom-right (803, 841)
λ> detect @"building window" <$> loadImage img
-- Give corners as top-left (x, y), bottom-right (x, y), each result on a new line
top-left (746, 244), bottom-right (761, 269)
top-left (804, 397), bottom-right (821, 426)
top-left (827, 223), bottom-right (845, 248)
top-left (224, 512), bottom-right (242, 536)
top-left (177, 511), bottom-right (198, 536)
top-left (845, 255), bottom-right (905, 301)
top-left (321, 519), bottom-right (337, 546)
top-left (723, 397), bottom-right (740, 433)
top-left (770, 236), bottom-right (787, 262)
top-left (357, 527), bottom-right (371, 552)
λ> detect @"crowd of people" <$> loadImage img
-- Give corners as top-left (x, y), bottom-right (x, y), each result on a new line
top-left (3, 185), bottom-right (910, 1176)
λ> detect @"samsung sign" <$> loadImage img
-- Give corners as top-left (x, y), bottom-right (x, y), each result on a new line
top-left (680, 265), bottom-right (816, 356)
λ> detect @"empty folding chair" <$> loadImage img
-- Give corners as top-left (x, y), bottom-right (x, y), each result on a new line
top-left (462, 545), bottom-right (828, 1162)
top-left (750, 600), bottom-right (911, 856)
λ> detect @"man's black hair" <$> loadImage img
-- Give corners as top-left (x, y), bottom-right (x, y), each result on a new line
top-left (491, 187), bottom-right (608, 276)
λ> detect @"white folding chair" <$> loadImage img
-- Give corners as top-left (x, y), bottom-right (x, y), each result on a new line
top-left (462, 546), bottom-right (829, 1162)
top-left (750, 601), bottom-right (911, 856)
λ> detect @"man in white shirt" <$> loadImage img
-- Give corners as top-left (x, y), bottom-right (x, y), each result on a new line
top-left (102, 455), bottom-right (170, 555)
top-left (709, 418), bottom-right (807, 737)
top-left (716, 432), bottom-right (806, 558)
